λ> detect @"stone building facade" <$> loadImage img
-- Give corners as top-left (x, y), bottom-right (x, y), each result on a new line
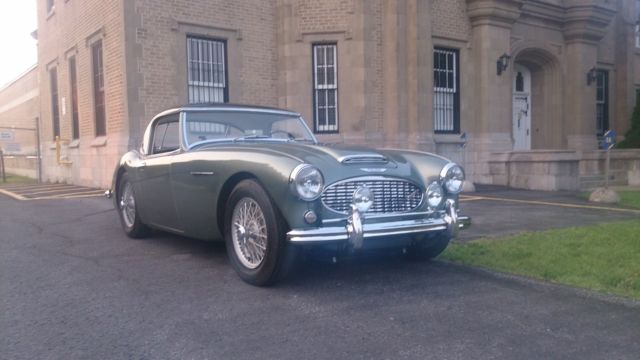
top-left (35, 0), bottom-right (640, 189)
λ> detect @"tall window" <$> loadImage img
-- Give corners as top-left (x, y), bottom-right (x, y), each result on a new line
top-left (313, 44), bottom-right (338, 133)
top-left (636, 23), bottom-right (640, 48)
top-left (187, 37), bottom-right (227, 104)
top-left (596, 69), bottom-right (609, 137)
top-left (69, 57), bottom-right (80, 139)
top-left (433, 47), bottom-right (460, 134)
top-left (49, 67), bottom-right (60, 140)
top-left (92, 40), bottom-right (106, 136)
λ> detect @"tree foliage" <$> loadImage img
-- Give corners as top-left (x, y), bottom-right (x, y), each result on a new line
top-left (617, 96), bottom-right (640, 148)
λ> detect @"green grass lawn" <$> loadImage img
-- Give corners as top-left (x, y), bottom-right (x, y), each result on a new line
top-left (0, 173), bottom-right (37, 185)
top-left (443, 220), bottom-right (640, 300)
top-left (618, 191), bottom-right (640, 209)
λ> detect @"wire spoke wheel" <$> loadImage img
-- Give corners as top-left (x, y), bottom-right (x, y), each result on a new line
top-left (231, 197), bottom-right (268, 269)
top-left (119, 181), bottom-right (137, 228)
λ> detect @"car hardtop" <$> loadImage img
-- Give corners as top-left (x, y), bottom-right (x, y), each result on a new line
top-left (151, 103), bottom-right (301, 122)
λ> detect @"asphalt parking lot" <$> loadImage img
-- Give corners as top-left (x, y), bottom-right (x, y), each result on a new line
top-left (1, 187), bottom-right (639, 359)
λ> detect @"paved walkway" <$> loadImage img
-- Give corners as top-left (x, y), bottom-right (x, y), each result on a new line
top-left (458, 185), bottom-right (640, 241)
top-left (0, 183), bottom-right (105, 200)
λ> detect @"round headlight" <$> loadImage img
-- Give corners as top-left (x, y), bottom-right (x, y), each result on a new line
top-left (290, 164), bottom-right (324, 200)
top-left (426, 182), bottom-right (444, 209)
top-left (440, 163), bottom-right (465, 194)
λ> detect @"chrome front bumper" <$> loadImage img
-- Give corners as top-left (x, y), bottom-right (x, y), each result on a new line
top-left (287, 199), bottom-right (471, 249)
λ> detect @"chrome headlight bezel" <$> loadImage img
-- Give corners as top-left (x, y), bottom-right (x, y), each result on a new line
top-left (440, 163), bottom-right (465, 194)
top-left (290, 164), bottom-right (324, 201)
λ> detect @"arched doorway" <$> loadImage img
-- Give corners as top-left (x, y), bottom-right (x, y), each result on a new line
top-left (512, 64), bottom-right (531, 150)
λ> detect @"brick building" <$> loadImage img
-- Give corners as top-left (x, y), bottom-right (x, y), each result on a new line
top-left (36, 0), bottom-right (640, 189)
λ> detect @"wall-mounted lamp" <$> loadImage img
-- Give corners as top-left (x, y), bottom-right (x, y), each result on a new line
top-left (586, 67), bottom-right (598, 86)
top-left (496, 53), bottom-right (511, 76)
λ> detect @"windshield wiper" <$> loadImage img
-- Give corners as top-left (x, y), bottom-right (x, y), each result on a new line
top-left (232, 135), bottom-right (271, 142)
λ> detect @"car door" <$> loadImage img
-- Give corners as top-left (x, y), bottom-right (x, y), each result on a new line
top-left (135, 113), bottom-right (183, 232)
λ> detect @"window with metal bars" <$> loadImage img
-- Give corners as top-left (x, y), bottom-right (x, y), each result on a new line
top-left (433, 47), bottom-right (460, 134)
top-left (312, 44), bottom-right (338, 133)
top-left (596, 69), bottom-right (609, 137)
top-left (92, 40), bottom-right (106, 136)
top-left (69, 56), bottom-right (79, 139)
top-left (187, 37), bottom-right (227, 104)
top-left (49, 67), bottom-right (60, 140)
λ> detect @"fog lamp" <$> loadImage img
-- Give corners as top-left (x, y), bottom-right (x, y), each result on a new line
top-left (304, 210), bottom-right (317, 224)
top-left (426, 182), bottom-right (444, 209)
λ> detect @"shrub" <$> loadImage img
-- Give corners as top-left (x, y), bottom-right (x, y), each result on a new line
top-left (617, 97), bottom-right (640, 148)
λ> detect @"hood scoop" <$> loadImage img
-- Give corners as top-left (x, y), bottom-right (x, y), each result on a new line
top-left (338, 153), bottom-right (388, 164)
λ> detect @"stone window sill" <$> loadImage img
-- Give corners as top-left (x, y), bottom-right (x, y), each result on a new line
top-left (90, 136), bottom-right (108, 148)
top-left (68, 139), bottom-right (80, 148)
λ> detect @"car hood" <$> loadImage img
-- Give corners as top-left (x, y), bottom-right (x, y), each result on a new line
top-left (215, 141), bottom-right (452, 186)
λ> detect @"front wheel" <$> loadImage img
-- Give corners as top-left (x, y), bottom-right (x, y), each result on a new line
top-left (405, 233), bottom-right (451, 261)
top-left (224, 180), bottom-right (295, 286)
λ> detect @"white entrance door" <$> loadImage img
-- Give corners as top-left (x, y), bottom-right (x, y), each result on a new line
top-left (512, 64), bottom-right (531, 150)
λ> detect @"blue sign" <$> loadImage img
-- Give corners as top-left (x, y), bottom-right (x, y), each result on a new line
top-left (602, 130), bottom-right (616, 150)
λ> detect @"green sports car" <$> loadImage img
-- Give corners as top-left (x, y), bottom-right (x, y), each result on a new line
top-left (107, 104), bottom-right (471, 285)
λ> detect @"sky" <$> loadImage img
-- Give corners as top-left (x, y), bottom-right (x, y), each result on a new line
top-left (0, 0), bottom-right (37, 89)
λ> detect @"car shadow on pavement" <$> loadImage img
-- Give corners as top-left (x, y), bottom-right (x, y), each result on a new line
top-left (137, 228), bottom-right (441, 287)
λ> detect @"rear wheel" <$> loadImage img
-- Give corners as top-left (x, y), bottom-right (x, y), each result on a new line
top-left (117, 173), bottom-right (150, 238)
top-left (405, 233), bottom-right (451, 261)
top-left (224, 179), bottom-right (295, 286)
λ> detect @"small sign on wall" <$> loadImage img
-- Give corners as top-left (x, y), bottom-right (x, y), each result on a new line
top-left (0, 131), bottom-right (14, 141)
top-left (3, 143), bottom-right (21, 152)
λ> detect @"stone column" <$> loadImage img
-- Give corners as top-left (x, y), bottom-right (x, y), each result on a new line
top-left (562, 1), bottom-right (616, 150)
top-left (466, 0), bottom-right (523, 183)
top-left (613, 0), bottom-right (636, 137)
top-left (466, 0), bottom-right (523, 153)
top-left (382, 0), bottom-right (408, 147)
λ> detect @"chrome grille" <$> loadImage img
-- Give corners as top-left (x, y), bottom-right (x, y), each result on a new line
top-left (322, 177), bottom-right (423, 214)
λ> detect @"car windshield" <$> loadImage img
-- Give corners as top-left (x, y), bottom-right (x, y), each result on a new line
top-left (183, 110), bottom-right (317, 148)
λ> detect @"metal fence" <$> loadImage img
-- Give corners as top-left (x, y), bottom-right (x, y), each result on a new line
top-left (0, 118), bottom-right (41, 182)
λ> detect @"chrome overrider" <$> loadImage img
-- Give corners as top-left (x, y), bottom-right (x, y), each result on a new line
top-left (287, 199), bottom-right (471, 249)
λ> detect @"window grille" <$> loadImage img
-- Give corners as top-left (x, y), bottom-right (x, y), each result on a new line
top-left (49, 68), bottom-right (60, 140)
top-left (433, 47), bottom-right (460, 133)
top-left (92, 40), bottom-right (106, 136)
top-left (313, 44), bottom-right (338, 133)
top-left (69, 57), bottom-right (79, 139)
top-left (595, 69), bottom-right (609, 137)
top-left (187, 37), bottom-right (227, 104)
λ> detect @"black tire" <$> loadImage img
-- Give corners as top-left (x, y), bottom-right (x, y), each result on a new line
top-left (405, 233), bottom-right (451, 261)
top-left (117, 172), bottom-right (150, 238)
top-left (224, 179), bottom-right (295, 286)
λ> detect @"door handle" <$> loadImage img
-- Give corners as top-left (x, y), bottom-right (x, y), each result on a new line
top-left (190, 171), bottom-right (214, 176)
